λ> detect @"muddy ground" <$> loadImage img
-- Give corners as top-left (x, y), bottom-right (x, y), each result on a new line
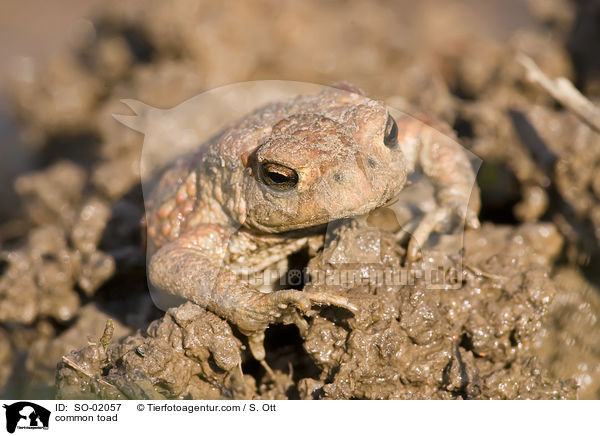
top-left (1, 0), bottom-right (600, 399)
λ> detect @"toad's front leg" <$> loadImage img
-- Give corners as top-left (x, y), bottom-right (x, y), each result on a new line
top-left (397, 114), bottom-right (481, 260)
top-left (147, 225), bottom-right (356, 369)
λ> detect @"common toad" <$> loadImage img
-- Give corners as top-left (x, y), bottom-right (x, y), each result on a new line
top-left (144, 84), bottom-right (480, 368)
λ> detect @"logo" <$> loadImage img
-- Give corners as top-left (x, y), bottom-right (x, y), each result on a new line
top-left (2, 402), bottom-right (50, 433)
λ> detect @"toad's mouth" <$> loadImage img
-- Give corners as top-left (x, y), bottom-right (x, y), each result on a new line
top-left (246, 190), bottom-right (402, 234)
top-left (379, 192), bottom-right (401, 208)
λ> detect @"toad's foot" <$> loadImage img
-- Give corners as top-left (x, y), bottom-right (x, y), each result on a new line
top-left (396, 112), bottom-right (481, 261)
top-left (147, 229), bottom-right (357, 372)
top-left (236, 288), bottom-right (357, 365)
top-left (406, 202), bottom-right (480, 262)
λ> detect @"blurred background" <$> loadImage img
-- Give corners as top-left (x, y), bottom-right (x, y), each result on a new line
top-left (0, 0), bottom-right (599, 400)
top-left (0, 0), bottom-right (534, 218)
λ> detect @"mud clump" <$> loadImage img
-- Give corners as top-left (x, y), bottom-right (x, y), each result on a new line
top-left (0, 161), bottom-right (115, 325)
top-left (1, 0), bottom-right (599, 399)
top-left (535, 267), bottom-right (600, 399)
top-left (55, 222), bottom-right (576, 399)
top-left (300, 222), bottom-right (572, 399)
top-left (57, 303), bottom-right (247, 400)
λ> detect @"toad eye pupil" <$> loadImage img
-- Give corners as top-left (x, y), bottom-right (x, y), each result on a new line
top-left (384, 114), bottom-right (398, 148)
top-left (259, 162), bottom-right (298, 191)
top-left (266, 171), bottom-right (287, 183)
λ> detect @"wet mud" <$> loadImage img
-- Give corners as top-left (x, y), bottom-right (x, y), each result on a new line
top-left (0, 0), bottom-right (599, 399)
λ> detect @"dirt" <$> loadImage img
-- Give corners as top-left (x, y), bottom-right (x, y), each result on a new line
top-left (55, 221), bottom-right (576, 399)
top-left (1, 0), bottom-right (600, 399)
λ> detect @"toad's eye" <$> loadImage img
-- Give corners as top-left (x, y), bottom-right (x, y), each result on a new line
top-left (259, 162), bottom-right (298, 191)
top-left (384, 114), bottom-right (398, 148)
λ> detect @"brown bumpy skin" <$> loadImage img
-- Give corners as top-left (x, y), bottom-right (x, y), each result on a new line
top-left (145, 85), bottom-right (480, 369)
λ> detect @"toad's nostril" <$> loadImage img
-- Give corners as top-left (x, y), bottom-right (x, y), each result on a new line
top-left (333, 172), bottom-right (343, 183)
